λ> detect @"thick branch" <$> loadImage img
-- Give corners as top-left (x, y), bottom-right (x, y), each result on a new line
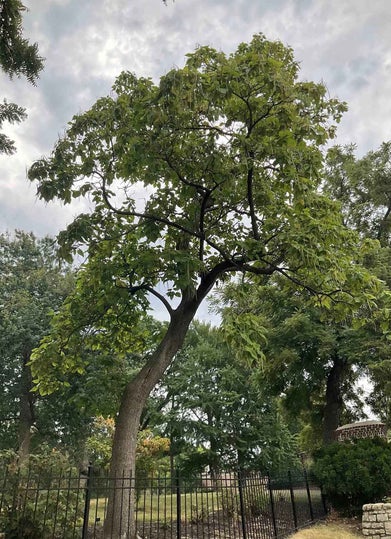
top-left (247, 162), bottom-right (259, 239)
top-left (377, 202), bottom-right (391, 242)
top-left (197, 257), bottom-right (277, 301)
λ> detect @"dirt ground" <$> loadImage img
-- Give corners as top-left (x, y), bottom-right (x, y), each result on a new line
top-left (88, 510), bottom-right (363, 538)
top-left (326, 509), bottom-right (363, 535)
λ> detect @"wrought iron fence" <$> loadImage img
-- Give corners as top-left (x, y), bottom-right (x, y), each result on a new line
top-left (0, 464), bottom-right (327, 538)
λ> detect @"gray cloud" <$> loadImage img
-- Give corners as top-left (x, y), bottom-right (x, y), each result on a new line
top-left (1, 0), bottom-right (391, 241)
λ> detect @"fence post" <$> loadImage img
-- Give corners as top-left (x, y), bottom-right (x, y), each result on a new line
top-left (288, 470), bottom-right (298, 531)
top-left (82, 464), bottom-right (93, 539)
top-left (303, 468), bottom-right (314, 522)
top-left (176, 469), bottom-right (181, 539)
top-left (267, 472), bottom-right (278, 539)
top-left (237, 470), bottom-right (247, 539)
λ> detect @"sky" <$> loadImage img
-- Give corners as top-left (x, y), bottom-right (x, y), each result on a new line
top-left (1, 0), bottom-right (385, 413)
top-left (1, 0), bottom-right (391, 237)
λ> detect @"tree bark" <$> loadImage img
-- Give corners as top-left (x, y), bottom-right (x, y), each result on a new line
top-left (18, 351), bottom-right (35, 464)
top-left (103, 293), bottom-right (202, 538)
top-left (206, 409), bottom-right (219, 480)
top-left (322, 353), bottom-right (347, 445)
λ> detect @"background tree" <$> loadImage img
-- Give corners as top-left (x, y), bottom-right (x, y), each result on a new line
top-left (217, 278), bottom-right (382, 449)
top-left (0, 231), bottom-right (74, 460)
top-left (213, 141), bottom-right (391, 450)
top-left (0, 0), bottom-right (43, 153)
top-left (28, 35), bottom-right (383, 537)
top-left (0, 231), bottom-right (155, 465)
top-left (148, 322), bottom-right (299, 476)
top-left (324, 142), bottom-right (391, 247)
top-left (323, 141), bottom-right (391, 427)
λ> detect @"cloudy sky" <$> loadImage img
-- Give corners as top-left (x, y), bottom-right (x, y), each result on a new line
top-left (1, 0), bottom-right (391, 237)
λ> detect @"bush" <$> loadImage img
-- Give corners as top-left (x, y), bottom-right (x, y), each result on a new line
top-left (0, 449), bottom-right (83, 538)
top-left (220, 482), bottom-right (269, 519)
top-left (3, 514), bottom-right (43, 539)
top-left (312, 438), bottom-right (391, 516)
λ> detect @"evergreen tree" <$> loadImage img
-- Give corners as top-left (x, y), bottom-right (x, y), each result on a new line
top-left (0, 0), bottom-right (43, 154)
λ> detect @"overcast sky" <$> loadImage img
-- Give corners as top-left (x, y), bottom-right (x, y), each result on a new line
top-left (1, 0), bottom-right (391, 238)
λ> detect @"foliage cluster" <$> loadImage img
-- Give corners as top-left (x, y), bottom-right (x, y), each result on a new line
top-left (0, 0), bottom-right (43, 82)
top-left (0, 0), bottom-right (43, 154)
top-left (136, 429), bottom-right (170, 476)
top-left (85, 417), bottom-right (170, 477)
top-left (0, 448), bottom-right (82, 538)
top-left (154, 322), bottom-right (300, 476)
top-left (312, 438), bottom-right (391, 515)
top-left (220, 485), bottom-right (268, 520)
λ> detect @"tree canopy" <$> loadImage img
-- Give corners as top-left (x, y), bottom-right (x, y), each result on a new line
top-left (148, 322), bottom-right (299, 475)
top-left (0, 231), bottom-right (75, 460)
top-left (27, 34), bottom-right (385, 537)
top-left (29, 36), bottom-right (379, 344)
top-left (323, 142), bottom-right (391, 428)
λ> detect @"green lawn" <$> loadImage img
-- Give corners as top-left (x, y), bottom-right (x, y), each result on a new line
top-left (88, 489), bottom-right (229, 524)
top-left (88, 487), bottom-right (322, 525)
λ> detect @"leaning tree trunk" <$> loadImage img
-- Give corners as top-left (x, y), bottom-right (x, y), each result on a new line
top-left (103, 295), bottom-right (201, 539)
top-left (322, 353), bottom-right (347, 445)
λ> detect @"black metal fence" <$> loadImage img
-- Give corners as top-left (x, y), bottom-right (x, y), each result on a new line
top-left (0, 465), bottom-right (327, 538)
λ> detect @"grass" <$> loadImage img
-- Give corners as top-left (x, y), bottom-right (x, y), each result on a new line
top-left (88, 487), bottom-right (325, 528)
top-left (137, 490), bottom-right (222, 521)
top-left (88, 490), bottom-right (224, 523)
top-left (288, 523), bottom-right (363, 538)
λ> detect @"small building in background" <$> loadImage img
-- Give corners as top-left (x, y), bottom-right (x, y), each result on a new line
top-left (334, 420), bottom-right (387, 442)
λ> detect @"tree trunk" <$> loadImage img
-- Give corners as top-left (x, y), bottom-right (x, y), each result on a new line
top-left (322, 353), bottom-right (347, 445)
top-left (103, 294), bottom-right (201, 539)
top-left (207, 410), bottom-right (219, 480)
top-left (18, 351), bottom-right (35, 464)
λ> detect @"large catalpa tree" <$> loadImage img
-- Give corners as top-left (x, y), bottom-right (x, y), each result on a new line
top-left (28, 35), bottom-right (384, 538)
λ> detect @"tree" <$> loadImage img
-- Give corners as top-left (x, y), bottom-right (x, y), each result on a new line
top-left (0, 231), bottom-right (73, 460)
top-left (149, 322), bottom-right (299, 476)
top-left (324, 142), bottom-right (391, 248)
top-left (213, 142), bottom-right (391, 450)
top-left (218, 278), bottom-right (381, 449)
top-left (323, 142), bottom-right (391, 426)
top-left (0, 0), bottom-right (43, 153)
top-left (28, 34), bottom-right (382, 537)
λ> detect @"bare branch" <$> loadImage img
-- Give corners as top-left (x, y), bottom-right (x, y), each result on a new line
top-left (128, 284), bottom-right (174, 316)
top-left (98, 171), bottom-right (203, 240)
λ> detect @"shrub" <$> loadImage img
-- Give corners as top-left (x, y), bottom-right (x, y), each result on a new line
top-left (312, 438), bottom-right (391, 516)
top-left (0, 449), bottom-right (83, 538)
top-left (242, 490), bottom-right (269, 518)
top-left (220, 481), bottom-right (269, 519)
top-left (3, 514), bottom-right (43, 539)
top-left (220, 487), bottom-right (238, 518)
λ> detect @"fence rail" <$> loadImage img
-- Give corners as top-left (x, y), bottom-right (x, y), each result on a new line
top-left (0, 465), bottom-right (327, 538)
